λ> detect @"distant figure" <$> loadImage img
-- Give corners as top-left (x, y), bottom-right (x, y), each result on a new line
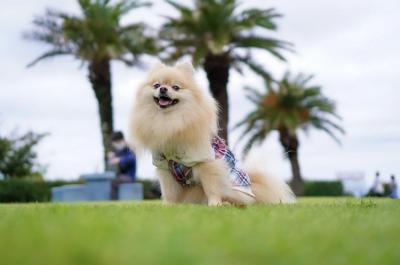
top-left (108, 131), bottom-right (137, 200)
top-left (371, 171), bottom-right (384, 197)
top-left (389, 175), bottom-right (398, 199)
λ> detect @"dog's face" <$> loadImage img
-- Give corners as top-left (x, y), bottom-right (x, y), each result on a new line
top-left (152, 82), bottom-right (180, 109)
top-left (139, 62), bottom-right (200, 113)
top-left (130, 61), bottom-right (219, 151)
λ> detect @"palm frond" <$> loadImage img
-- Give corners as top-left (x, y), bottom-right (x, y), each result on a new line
top-left (310, 121), bottom-right (342, 144)
top-left (243, 85), bottom-right (263, 99)
top-left (305, 98), bottom-right (336, 113)
top-left (295, 73), bottom-right (314, 86)
top-left (233, 110), bottom-right (260, 130)
top-left (302, 86), bottom-right (321, 98)
top-left (165, 0), bottom-right (193, 15)
top-left (78, 0), bottom-right (91, 10)
top-left (27, 49), bottom-right (72, 67)
top-left (310, 116), bottom-right (345, 135)
top-left (234, 55), bottom-right (273, 81)
top-left (242, 129), bottom-right (268, 157)
top-left (116, 0), bottom-right (151, 15)
top-left (236, 8), bottom-right (281, 30)
top-left (234, 36), bottom-right (293, 61)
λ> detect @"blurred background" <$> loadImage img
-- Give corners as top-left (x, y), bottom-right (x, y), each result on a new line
top-left (0, 0), bottom-right (399, 200)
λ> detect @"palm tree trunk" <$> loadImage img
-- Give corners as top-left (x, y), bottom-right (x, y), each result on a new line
top-left (287, 149), bottom-right (304, 196)
top-left (88, 59), bottom-right (114, 169)
top-left (203, 53), bottom-right (231, 144)
top-left (279, 127), bottom-right (304, 195)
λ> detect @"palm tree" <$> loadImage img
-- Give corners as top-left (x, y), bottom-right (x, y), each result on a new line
top-left (161, 0), bottom-right (291, 143)
top-left (235, 73), bottom-right (344, 195)
top-left (25, 0), bottom-right (156, 166)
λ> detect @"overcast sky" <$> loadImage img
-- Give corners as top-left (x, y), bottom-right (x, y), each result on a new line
top-left (0, 0), bottom-right (399, 183)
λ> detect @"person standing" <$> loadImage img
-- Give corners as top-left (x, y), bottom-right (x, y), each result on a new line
top-left (108, 131), bottom-right (137, 200)
top-left (371, 171), bottom-right (384, 197)
top-left (389, 175), bottom-right (398, 199)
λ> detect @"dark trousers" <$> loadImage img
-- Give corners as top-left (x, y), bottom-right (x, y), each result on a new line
top-left (111, 175), bottom-right (134, 200)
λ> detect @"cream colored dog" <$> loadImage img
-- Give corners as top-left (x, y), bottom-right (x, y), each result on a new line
top-left (129, 61), bottom-right (295, 206)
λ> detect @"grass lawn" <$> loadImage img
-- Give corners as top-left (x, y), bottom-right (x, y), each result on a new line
top-left (0, 198), bottom-right (399, 265)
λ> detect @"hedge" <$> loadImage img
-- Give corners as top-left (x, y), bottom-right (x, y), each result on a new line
top-left (304, 181), bottom-right (344, 196)
top-left (0, 179), bottom-right (160, 203)
top-left (0, 179), bottom-right (344, 203)
top-left (0, 180), bottom-right (50, 202)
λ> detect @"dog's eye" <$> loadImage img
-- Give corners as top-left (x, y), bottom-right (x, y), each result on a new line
top-left (153, 83), bottom-right (161, 89)
top-left (172, 85), bottom-right (180, 91)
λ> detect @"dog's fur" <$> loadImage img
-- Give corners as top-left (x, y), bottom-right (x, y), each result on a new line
top-left (128, 61), bottom-right (295, 205)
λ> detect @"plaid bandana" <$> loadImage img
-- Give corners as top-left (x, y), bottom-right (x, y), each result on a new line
top-left (156, 137), bottom-right (254, 197)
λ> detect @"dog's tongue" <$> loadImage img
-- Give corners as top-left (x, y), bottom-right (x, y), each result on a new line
top-left (159, 98), bottom-right (172, 106)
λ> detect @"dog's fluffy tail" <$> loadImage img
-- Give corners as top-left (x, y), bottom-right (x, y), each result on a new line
top-left (245, 163), bottom-right (296, 204)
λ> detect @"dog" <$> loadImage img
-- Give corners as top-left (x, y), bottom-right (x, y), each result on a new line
top-left (128, 61), bottom-right (295, 206)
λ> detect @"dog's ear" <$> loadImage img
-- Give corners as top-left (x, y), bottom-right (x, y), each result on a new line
top-left (149, 61), bottom-right (166, 74)
top-left (175, 61), bottom-right (195, 77)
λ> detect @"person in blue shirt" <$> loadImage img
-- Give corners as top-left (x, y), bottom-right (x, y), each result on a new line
top-left (108, 131), bottom-right (137, 200)
top-left (389, 175), bottom-right (398, 199)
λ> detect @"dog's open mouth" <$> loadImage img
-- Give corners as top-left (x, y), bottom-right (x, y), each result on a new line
top-left (153, 95), bottom-right (179, 109)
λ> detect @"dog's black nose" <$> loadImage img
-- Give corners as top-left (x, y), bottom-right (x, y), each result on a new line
top-left (160, 87), bottom-right (168, 94)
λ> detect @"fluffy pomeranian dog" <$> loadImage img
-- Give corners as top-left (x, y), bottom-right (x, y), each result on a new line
top-left (129, 61), bottom-right (295, 206)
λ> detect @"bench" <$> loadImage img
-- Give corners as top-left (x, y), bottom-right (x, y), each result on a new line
top-left (118, 183), bottom-right (144, 201)
top-left (52, 184), bottom-right (87, 202)
top-left (51, 171), bottom-right (143, 202)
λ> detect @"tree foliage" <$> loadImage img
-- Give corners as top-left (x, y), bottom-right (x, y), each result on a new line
top-left (160, 0), bottom-right (292, 78)
top-left (0, 131), bottom-right (47, 179)
top-left (25, 0), bottom-right (156, 67)
top-left (236, 72), bottom-right (345, 155)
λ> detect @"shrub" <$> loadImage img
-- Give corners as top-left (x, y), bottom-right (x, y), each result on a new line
top-left (304, 181), bottom-right (344, 196)
top-left (0, 179), bottom-right (83, 203)
top-left (0, 131), bottom-right (47, 179)
top-left (0, 179), bottom-right (50, 202)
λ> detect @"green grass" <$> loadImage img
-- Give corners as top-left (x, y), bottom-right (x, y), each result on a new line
top-left (0, 198), bottom-right (399, 265)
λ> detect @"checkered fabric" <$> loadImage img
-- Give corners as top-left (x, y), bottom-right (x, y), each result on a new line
top-left (158, 137), bottom-right (253, 196)
top-left (167, 159), bottom-right (195, 187)
top-left (211, 137), bottom-right (251, 188)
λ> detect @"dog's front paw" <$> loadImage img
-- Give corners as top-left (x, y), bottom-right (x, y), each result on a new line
top-left (162, 201), bottom-right (175, 206)
top-left (208, 198), bottom-right (223, 206)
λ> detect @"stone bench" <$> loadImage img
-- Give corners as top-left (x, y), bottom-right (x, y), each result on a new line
top-left (51, 171), bottom-right (143, 202)
top-left (81, 172), bottom-right (114, 201)
top-left (52, 184), bottom-right (87, 202)
top-left (118, 183), bottom-right (144, 201)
